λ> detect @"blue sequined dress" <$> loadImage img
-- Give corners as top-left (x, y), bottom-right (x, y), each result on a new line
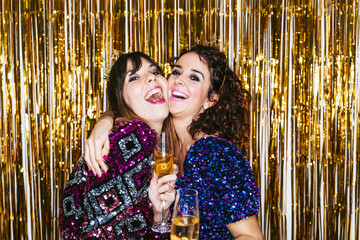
top-left (176, 136), bottom-right (260, 239)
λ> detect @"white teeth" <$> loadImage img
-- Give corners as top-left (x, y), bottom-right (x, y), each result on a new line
top-left (172, 91), bottom-right (188, 99)
top-left (145, 88), bottom-right (162, 100)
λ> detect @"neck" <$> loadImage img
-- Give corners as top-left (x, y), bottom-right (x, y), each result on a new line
top-left (147, 121), bottom-right (163, 136)
top-left (172, 116), bottom-right (195, 151)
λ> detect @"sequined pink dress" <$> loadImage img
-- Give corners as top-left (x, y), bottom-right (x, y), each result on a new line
top-left (60, 120), bottom-right (168, 239)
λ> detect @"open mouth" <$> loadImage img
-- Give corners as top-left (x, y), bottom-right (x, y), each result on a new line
top-left (145, 87), bottom-right (165, 104)
top-left (171, 90), bottom-right (188, 101)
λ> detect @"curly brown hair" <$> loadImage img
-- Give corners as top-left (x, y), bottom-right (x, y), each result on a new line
top-left (173, 45), bottom-right (250, 145)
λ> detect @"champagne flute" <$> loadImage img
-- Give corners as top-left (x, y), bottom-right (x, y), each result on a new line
top-left (152, 131), bottom-right (174, 233)
top-left (171, 188), bottom-right (200, 240)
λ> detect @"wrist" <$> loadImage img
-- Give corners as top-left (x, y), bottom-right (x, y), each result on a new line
top-left (100, 111), bottom-right (114, 124)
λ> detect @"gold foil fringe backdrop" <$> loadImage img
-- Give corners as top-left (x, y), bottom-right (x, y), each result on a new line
top-left (0, 0), bottom-right (359, 239)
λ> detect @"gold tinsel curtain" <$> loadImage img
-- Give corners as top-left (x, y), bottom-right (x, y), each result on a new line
top-left (0, 0), bottom-right (359, 239)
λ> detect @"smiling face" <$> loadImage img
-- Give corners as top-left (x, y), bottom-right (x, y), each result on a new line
top-left (122, 57), bottom-right (169, 128)
top-left (167, 52), bottom-right (212, 120)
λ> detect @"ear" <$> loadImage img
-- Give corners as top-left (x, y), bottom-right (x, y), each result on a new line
top-left (205, 92), bottom-right (219, 108)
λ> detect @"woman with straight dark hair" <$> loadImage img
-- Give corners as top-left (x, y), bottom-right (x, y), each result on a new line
top-left (60, 52), bottom-right (176, 239)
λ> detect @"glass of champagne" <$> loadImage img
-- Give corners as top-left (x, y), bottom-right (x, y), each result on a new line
top-left (152, 131), bottom-right (174, 233)
top-left (171, 188), bottom-right (200, 240)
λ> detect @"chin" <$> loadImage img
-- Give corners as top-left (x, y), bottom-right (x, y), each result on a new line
top-left (160, 113), bottom-right (170, 121)
top-left (169, 106), bottom-right (184, 116)
top-left (155, 110), bottom-right (170, 120)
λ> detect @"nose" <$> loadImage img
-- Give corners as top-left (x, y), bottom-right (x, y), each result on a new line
top-left (175, 78), bottom-right (184, 86)
top-left (174, 76), bottom-right (184, 86)
top-left (147, 73), bottom-right (157, 83)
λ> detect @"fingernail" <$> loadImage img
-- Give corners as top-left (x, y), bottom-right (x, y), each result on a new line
top-left (97, 174), bottom-right (100, 178)
top-left (103, 155), bottom-right (107, 160)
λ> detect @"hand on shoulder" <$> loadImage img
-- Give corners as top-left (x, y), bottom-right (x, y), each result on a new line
top-left (84, 111), bottom-right (114, 177)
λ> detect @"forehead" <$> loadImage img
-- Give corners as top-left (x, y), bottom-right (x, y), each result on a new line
top-left (176, 52), bottom-right (209, 71)
top-left (126, 57), bottom-right (153, 72)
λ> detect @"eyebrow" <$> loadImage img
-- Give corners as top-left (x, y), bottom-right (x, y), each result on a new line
top-left (173, 64), bottom-right (204, 79)
top-left (126, 69), bottom-right (135, 77)
top-left (126, 63), bottom-right (158, 76)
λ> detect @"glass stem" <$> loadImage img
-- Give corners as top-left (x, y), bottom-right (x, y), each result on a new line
top-left (161, 200), bottom-right (166, 226)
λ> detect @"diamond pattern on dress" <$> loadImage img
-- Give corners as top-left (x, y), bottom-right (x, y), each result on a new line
top-left (60, 120), bottom-right (165, 239)
top-left (64, 157), bottom-right (87, 189)
top-left (114, 220), bottom-right (125, 236)
top-left (123, 156), bottom-right (151, 203)
top-left (62, 195), bottom-right (83, 219)
top-left (125, 212), bottom-right (147, 233)
top-left (118, 133), bottom-right (142, 161)
top-left (98, 188), bottom-right (122, 215)
top-left (82, 175), bottom-right (132, 233)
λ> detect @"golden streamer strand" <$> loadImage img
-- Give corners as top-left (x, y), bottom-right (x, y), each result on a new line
top-left (0, 0), bottom-right (359, 239)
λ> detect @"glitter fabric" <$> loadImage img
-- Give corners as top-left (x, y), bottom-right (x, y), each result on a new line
top-left (176, 136), bottom-right (260, 239)
top-left (60, 120), bottom-right (168, 239)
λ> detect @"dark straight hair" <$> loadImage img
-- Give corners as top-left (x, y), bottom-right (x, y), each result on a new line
top-left (107, 52), bottom-right (163, 122)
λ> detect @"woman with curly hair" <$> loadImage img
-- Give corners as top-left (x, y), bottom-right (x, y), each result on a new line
top-left (86, 45), bottom-right (263, 239)
top-left (168, 45), bottom-right (262, 239)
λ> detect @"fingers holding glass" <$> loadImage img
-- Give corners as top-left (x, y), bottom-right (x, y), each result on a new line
top-left (152, 131), bottom-right (174, 233)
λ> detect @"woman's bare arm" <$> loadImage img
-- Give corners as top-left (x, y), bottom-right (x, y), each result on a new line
top-left (226, 215), bottom-right (263, 240)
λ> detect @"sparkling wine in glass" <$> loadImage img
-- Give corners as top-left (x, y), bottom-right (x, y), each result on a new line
top-left (154, 148), bottom-right (174, 178)
top-left (171, 188), bottom-right (200, 240)
top-left (152, 131), bottom-right (174, 233)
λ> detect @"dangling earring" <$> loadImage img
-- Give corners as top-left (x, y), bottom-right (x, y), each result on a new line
top-left (203, 104), bottom-right (208, 110)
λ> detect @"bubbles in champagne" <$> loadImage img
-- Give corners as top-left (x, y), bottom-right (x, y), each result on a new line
top-left (170, 216), bottom-right (200, 240)
top-left (154, 150), bottom-right (174, 178)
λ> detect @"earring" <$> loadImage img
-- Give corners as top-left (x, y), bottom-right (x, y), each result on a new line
top-left (203, 104), bottom-right (208, 110)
